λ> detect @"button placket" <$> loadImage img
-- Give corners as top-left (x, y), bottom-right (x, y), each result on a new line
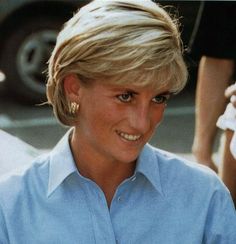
top-left (84, 180), bottom-right (117, 243)
top-left (117, 196), bottom-right (122, 202)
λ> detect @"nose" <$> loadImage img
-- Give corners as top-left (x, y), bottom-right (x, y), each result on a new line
top-left (128, 104), bottom-right (163, 133)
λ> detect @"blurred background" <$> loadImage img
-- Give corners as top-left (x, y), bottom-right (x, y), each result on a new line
top-left (0, 1), bottom-right (223, 162)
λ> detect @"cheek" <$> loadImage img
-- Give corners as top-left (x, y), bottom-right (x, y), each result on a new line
top-left (152, 106), bottom-right (166, 125)
top-left (86, 104), bottom-right (118, 131)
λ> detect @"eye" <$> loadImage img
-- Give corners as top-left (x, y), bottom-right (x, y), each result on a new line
top-left (117, 92), bottom-right (133, 103)
top-left (152, 94), bottom-right (170, 104)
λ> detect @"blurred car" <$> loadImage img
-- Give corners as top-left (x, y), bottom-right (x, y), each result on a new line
top-left (0, 0), bottom-right (201, 104)
top-left (0, 0), bottom-right (89, 103)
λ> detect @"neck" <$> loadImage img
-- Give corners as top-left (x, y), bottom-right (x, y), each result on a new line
top-left (70, 130), bottom-right (136, 206)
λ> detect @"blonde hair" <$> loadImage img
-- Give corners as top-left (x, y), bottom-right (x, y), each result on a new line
top-left (47, 0), bottom-right (188, 125)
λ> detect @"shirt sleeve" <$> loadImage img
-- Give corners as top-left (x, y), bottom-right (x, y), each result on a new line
top-left (0, 202), bottom-right (9, 244)
top-left (203, 180), bottom-right (236, 244)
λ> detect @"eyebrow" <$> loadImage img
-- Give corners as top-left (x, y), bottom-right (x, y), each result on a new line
top-left (109, 86), bottom-right (139, 94)
top-left (158, 91), bottom-right (172, 95)
top-left (108, 85), bottom-right (172, 96)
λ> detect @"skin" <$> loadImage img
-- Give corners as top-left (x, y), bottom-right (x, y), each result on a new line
top-left (192, 56), bottom-right (234, 172)
top-left (64, 74), bottom-right (170, 206)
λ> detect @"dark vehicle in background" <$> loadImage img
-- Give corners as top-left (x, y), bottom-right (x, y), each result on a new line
top-left (0, 0), bottom-right (201, 104)
top-left (0, 0), bottom-right (88, 103)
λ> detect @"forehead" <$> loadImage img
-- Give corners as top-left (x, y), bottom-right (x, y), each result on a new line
top-left (107, 76), bottom-right (171, 93)
top-left (102, 70), bottom-right (173, 93)
top-left (89, 79), bottom-right (171, 96)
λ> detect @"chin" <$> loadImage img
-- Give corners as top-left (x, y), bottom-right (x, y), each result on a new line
top-left (115, 150), bottom-right (141, 164)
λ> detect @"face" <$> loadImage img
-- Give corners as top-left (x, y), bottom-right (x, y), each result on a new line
top-left (75, 80), bottom-right (171, 165)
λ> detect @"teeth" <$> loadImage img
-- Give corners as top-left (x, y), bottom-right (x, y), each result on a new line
top-left (119, 132), bottom-right (141, 141)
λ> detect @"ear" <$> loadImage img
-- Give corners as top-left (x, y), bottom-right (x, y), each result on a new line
top-left (64, 74), bottom-right (81, 102)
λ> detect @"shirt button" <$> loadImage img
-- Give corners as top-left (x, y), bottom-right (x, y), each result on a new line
top-left (117, 196), bottom-right (122, 202)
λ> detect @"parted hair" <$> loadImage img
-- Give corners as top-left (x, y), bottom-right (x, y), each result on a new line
top-left (47, 0), bottom-right (188, 125)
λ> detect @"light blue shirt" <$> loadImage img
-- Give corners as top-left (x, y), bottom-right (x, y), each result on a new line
top-left (0, 131), bottom-right (236, 244)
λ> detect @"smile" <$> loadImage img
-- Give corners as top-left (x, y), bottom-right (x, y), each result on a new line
top-left (117, 131), bottom-right (141, 141)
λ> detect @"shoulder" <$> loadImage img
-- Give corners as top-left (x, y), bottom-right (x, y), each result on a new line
top-left (149, 145), bottom-right (236, 227)
top-left (149, 144), bottom-right (215, 175)
top-left (147, 144), bottom-right (227, 195)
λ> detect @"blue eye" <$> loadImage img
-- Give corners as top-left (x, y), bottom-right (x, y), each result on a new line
top-left (117, 92), bottom-right (133, 102)
top-left (152, 95), bottom-right (170, 104)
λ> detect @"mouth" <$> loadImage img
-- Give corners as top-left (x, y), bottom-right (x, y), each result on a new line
top-left (116, 131), bottom-right (141, 141)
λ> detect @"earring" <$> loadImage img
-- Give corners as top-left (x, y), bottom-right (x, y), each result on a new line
top-left (69, 102), bottom-right (80, 115)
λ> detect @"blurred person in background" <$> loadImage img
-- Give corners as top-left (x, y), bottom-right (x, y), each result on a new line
top-left (0, 129), bottom-right (38, 176)
top-left (0, 0), bottom-right (235, 243)
top-left (0, 71), bottom-right (38, 174)
top-left (217, 82), bottom-right (236, 206)
top-left (190, 2), bottom-right (236, 173)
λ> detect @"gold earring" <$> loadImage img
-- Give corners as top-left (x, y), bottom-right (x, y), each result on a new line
top-left (69, 102), bottom-right (80, 115)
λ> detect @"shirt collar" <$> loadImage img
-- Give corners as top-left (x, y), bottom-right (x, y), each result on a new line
top-left (47, 129), bottom-right (77, 197)
top-left (47, 131), bottom-right (164, 197)
top-left (136, 143), bottom-right (164, 196)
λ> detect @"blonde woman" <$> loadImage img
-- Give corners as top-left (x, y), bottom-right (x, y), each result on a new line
top-left (0, 1), bottom-right (235, 243)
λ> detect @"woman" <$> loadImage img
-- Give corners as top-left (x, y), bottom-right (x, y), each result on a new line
top-left (0, 0), bottom-right (235, 243)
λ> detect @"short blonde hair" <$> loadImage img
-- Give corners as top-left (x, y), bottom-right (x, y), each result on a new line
top-left (47, 0), bottom-right (188, 125)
